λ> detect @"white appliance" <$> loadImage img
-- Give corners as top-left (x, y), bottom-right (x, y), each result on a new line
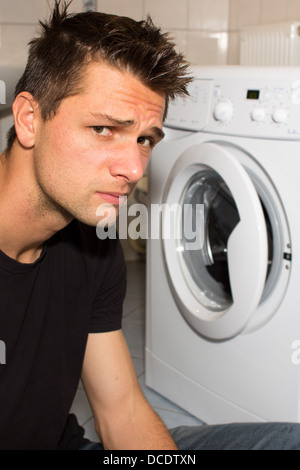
top-left (145, 66), bottom-right (300, 423)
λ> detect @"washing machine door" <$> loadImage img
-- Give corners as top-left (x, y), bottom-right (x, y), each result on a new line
top-left (162, 142), bottom-right (268, 340)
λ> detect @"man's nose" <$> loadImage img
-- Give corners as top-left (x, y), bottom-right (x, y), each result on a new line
top-left (109, 142), bottom-right (145, 184)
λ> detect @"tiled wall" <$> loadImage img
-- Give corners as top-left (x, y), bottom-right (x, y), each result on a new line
top-left (0, 0), bottom-right (231, 68)
top-left (228, 0), bottom-right (300, 64)
top-left (0, 0), bottom-right (227, 152)
top-left (1, 0), bottom-right (300, 150)
top-left (1, 0), bottom-right (300, 72)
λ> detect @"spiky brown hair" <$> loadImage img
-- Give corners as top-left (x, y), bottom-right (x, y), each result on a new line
top-left (6, 0), bottom-right (191, 152)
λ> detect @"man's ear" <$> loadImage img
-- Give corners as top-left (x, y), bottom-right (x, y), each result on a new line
top-left (12, 92), bottom-right (39, 148)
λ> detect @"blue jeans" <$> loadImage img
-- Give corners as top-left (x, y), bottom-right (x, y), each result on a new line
top-left (79, 422), bottom-right (300, 450)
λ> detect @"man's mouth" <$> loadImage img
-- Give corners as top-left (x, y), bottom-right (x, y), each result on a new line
top-left (96, 192), bottom-right (128, 206)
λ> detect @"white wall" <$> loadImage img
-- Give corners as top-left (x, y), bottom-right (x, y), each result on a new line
top-left (97, 0), bottom-right (230, 65)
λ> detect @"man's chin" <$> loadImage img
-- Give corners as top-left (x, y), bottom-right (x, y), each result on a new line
top-left (74, 203), bottom-right (118, 228)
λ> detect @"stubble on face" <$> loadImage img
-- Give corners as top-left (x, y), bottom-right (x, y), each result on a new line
top-left (29, 63), bottom-right (165, 230)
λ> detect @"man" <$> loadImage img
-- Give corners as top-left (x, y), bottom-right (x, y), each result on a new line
top-left (0, 0), bottom-right (300, 450)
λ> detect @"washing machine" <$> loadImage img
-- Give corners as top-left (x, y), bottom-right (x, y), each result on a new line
top-left (145, 66), bottom-right (300, 423)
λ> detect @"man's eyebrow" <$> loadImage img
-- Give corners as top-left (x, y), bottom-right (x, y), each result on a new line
top-left (90, 112), bottom-right (165, 141)
top-left (90, 112), bottom-right (134, 128)
top-left (151, 126), bottom-right (165, 141)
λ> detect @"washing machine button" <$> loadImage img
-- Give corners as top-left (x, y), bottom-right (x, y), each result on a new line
top-left (291, 88), bottom-right (300, 105)
top-left (251, 107), bottom-right (266, 122)
top-left (213, 99), bottom-right (234, 123)
top-left (272, 108), bottom-right (287, 124)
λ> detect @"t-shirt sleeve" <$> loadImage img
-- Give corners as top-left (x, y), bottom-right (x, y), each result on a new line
top-left (88, 238), bottom-right (127, 334)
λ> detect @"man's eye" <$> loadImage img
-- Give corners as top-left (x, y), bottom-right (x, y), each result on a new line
top-left (92, 126), bottom-right (111, 136)
top-left (137, 136), bottom-right (154, 148)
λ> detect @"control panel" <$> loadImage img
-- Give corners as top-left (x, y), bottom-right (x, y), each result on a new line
top-left (165, 69), bottom-right (300, 140)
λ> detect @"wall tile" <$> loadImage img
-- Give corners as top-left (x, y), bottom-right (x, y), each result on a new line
top-left (260, 0), bottom-right (288, 24)
top-left (144, 0), bottom-right (188, 29)
top-left (189, 0), bottom-right (229, 31)
top-left (227, 31), bottom-right (240, 64)
top-left (186, 31), bottom-right (228, 65)
top-left (0, 0), bottom-right (48, 24)
top-left (167, 29), bottom-right (188, 56)
top-left (286, 0), bottom-right (300, 21)
top-left (0, 24), bottom-right (38, 66)
top-left (66, 0), bottom-right (85, 13)
top-left (97, 0), bottom-right (144, 20)
top-left (229, 0), bottom-right (261, 30)
top-left (0, 0), bottom-right (238, 82)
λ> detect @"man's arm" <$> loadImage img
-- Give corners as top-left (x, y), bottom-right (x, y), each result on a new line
top-left (81, 329), bottom-right (178, 450)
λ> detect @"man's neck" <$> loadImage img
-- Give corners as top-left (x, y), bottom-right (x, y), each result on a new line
top-left (0, 149), bottom-right (72, 264)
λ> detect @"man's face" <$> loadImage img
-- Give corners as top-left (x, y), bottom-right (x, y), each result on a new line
top-left (32, 62), bottom-right (165, 227)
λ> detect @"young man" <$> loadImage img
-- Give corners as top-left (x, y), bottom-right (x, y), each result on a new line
top-left (0, 0), bottom-right (300, 450)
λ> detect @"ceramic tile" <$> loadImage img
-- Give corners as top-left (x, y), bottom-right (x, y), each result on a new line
top-left (139, 374), bottom-right (203, 428)
top-left (0, 0), bottom-right (48, 24)
top-left (144, 0), bottom-right (188, 29)
top-left (229, 0), bottom-right (261, 30)
top-left (260, 0), bottom-right (288, 24)
top-left (96, 0), bottom-right (144, 20)
top-left (155, 408), bottom-right (204, 429)
top-left (167, 29), bottom-right (188, 56)
top-left (131, 356), bottom-right (145, 377)
top-left (66, 0), bottom-right (85, 13)
top-left (188, 0), bottom-right (229, 31)
top-left (123, 296), bottom-right (145, 317)
top-left (286, 0), bottom-right (300, 21)
top-left (186, 31), bottom-right (228, 65)
top-left (227, 31), bottom-right (240, 65)
top-left (0, 24), bottom-right (38, 67)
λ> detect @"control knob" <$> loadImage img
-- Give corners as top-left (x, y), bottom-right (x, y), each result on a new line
top-left (291, 88), bottom-right (300, 105)
top-left (272, 109), bottom-right (287, 124)
top-left (213, 99), bottom-right (234, 123)
top-left (251, 107), bottom-right (266, 122)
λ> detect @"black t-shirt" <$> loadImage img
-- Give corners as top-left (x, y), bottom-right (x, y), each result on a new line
top-left (0, 220), bottom-right (127, 449)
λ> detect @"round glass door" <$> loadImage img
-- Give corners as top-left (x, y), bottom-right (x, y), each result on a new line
top-left (162, 142), bottom-right (269, 340)
top-left (179, 169), bottom-right (240, 313)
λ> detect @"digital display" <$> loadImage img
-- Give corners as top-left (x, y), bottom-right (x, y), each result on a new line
top-left (247, 90), bottom-right (260, 100)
